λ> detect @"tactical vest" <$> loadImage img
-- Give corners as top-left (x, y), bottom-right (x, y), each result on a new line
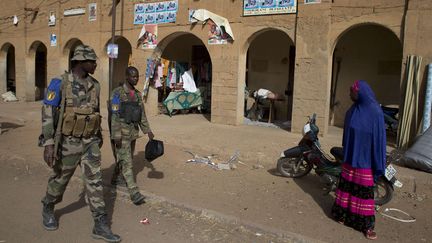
top-left (60, 73), bottom-right (101, 138)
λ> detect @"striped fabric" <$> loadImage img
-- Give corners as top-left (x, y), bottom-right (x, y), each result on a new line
top-left (332, 163), bottom-right (375, 232)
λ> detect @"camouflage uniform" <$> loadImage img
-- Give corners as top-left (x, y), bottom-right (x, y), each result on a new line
top-left (110, 84), bottom-right (151, 198)
top-left (40, 46), bottom-right (105, 219)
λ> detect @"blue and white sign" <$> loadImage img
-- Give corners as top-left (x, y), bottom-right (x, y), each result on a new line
top-left (134, 0), bottom-right (178, 25)
top-left (243, 0), bottom-right (297, 16)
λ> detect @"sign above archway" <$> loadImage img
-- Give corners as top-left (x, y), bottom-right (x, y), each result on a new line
top-left (243, 0), bottom-right (297, 16)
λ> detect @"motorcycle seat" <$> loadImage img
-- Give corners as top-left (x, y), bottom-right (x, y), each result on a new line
top-left (330, 147), bottom-right (344, 162)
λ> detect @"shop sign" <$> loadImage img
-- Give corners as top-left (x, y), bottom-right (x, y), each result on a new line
top-left (134, 0), bottom-right (178, 25)
top-left (64, 8), bottom-right (86, 16)
top-left (243, 0), bottom-right (297, 16)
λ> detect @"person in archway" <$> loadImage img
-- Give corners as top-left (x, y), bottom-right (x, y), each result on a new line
top-left (331, 80), bottom-right (386, 240)
top-left (39, 44), bottom-right (121, 242)
top-left (109, 66), bottom-right (155, 205)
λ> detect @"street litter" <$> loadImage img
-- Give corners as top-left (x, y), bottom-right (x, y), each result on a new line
top-left (1, 91), bottom-right (18, 102)
top-left (140, 217), bottom-right (150, 224)
top-left (185, 150), bottom-right (240, 170)
top-left (379, 208), bottom-right (416, 223)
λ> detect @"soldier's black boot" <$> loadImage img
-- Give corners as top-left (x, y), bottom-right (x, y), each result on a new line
top-left (42, 201), bottom-right (58, 231)
top-left (131, 192), bottom-right (146, 205)
top-left (92, 215), bottom-right (121, 243)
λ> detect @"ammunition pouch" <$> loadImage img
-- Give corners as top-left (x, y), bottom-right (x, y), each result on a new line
top-left (61, 107), bottom-right (101, 138)
top-left (120, 101), bottom-right (141, 124)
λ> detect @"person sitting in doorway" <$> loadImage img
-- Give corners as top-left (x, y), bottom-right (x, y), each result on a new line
top-left (247, 88), bottom-right (284, 121)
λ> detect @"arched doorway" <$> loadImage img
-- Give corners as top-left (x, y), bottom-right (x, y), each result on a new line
top-left (62, 38), bottom-right (83, 72)
top-left (330, 24), bottom-right (403, 127)
top-left (245, 29), bottom-right (295, 129)
top-left (155, 32), bottom-right (212, 116)
top-left (28, 41), bottom-right (47, 101)
top-left (105, 36), bottom-right (132, 91)
top-left (0, 43), bottom-right (16, 94)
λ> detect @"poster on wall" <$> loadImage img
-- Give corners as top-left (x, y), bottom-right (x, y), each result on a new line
top-left (48, 12), bottom-right (56, 26)
top-left (304, 0), bottom-right (321, 4)
top-left (88, 3), bottom-right (97, 21)
top-left (243, 0), bottom-right (297, 16)
top-left (188, 9), bottom-right (197, 23)
top-left (138, 24), bottom-right (158, 49)
top-left (208, 20), bottom-right (232, 45)
top-left (50, 34), bottom-right (57, 46)
top-left (134, 0), bottom-right (178, 25)
top-left (107, 44), bottom-right (118, 58)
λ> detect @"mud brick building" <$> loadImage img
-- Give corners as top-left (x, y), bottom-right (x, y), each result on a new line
top-left (1, 0), bottom-right (431, 135)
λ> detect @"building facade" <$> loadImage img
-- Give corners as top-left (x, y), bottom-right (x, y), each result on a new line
top-left (1, 0), bottom-right (431, 135)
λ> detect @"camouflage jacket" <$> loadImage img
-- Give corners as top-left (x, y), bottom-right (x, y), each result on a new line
top-left (41, 73), bottom-right (100, 146)
top-left (110, 84), bottom-right (151, 141)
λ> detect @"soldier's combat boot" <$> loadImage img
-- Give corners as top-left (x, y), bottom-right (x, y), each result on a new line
top-left (131, 192), bottom-right (146, 205)
top-left (42, 202), bottom-right (58, 231)
top-left (110, 164), bottom-right (126, 187)
top-left (92, 215), bottom-right (121, 243)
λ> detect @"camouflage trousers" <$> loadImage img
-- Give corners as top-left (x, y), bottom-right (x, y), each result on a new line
top-left (113, 139), bottom-right (139, 196)
top-left (42, 136), bottom-right (106, 219)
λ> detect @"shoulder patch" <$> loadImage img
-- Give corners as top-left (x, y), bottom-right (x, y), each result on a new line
top-left (111, 92), bottom-right (120, 113)
top-left (43, 78), bottom-right (62, 107)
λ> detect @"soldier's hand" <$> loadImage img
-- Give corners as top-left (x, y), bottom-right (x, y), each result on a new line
top-left (43, 145), bottom-right (55, 168)
top-left (114, 139), bottom-right (122, 149)
top-left (148, 131), bottom-right (155, 140)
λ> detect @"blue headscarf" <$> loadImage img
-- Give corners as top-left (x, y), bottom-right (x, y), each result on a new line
top-left (343, 80), bottom-right (386, 178)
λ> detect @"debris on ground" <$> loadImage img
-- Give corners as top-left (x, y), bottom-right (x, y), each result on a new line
top-left (185, 150), bottom-right (240, 170)
top-left (140, 218), bottom-right (150, 224)
top-left (253, 164), bottom-right (264, 169)
top-left (1, 91), bottom-right (18, 102)
top-left (379, 208), bottom-right (416, 223)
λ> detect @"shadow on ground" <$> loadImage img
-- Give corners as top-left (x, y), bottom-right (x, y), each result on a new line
top-left (0, 122), bottom-right (24, 134)
top-left (293, 174), bottom-right (335, 219)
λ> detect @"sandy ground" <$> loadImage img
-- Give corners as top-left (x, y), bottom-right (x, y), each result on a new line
top-left (0, 101), bottom-right (431, 243)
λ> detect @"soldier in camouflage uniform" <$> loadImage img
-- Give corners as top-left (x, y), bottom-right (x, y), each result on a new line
top-left (110, 66), bottom-right (154, 205)
top-left (40, 45), bottom-right (121, 243)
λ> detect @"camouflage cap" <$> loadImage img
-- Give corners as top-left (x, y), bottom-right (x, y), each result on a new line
top-left (71, 44), bottom-right (97, 61)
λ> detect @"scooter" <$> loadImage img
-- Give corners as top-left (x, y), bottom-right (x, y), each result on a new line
top-left (381, 105), bottom-right (399, 133)
top-left (276, 114), bottom-right (402, 205)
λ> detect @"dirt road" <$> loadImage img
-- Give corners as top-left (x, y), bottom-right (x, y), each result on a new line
top-left (0, 101), bottom-right (431, 243)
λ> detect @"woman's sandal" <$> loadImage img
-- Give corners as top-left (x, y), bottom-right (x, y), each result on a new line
top-left (364, 229), bottom-right (377, 240)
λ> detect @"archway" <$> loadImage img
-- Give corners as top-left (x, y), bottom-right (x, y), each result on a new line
top-left (27, 41), bottom-right (47, 100)
top-left (104, 36), bottom-right (132, 91)
top-left (245, 29), bottom-right (295, 129)
top-left (330, 24), bottom-right (403, 127)
top-left (155, 32), bottom-right (212, 116)
top-left (62, 38), bottom-right (83, 72)
top-left (0, 43), bottom-right (16, 94)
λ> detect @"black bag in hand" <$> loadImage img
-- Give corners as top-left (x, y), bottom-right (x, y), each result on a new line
top-left (145, 139), bottom-right (164, 161)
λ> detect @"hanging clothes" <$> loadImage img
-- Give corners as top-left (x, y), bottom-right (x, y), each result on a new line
top-left (182, 68), bottom-right (197, 93)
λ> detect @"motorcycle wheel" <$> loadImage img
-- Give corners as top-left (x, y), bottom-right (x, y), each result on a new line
top-left (277, 157), bottom-right (312, 178)
top-left (374, 177), bottom-right (394, 206)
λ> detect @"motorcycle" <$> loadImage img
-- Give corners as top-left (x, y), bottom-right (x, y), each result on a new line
top-left (381, 105), bottom-right (399, 133)
top-left (276, 114), bottom-right (402, 205)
